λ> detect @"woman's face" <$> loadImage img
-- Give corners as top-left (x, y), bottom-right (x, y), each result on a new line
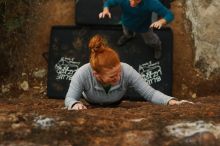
top-left (94, 64), bottom-right (121, 86)
top-left (129, 0), bottom-right (141, 7)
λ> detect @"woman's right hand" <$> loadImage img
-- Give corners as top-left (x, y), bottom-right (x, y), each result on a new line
top-left (69, 102), bottom-right (87, 110)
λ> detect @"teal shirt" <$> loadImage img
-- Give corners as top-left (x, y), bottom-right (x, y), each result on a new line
top-left (65, 63), bottom-right (174, 109)
top-left (104, 0), bottom-right (174, 32)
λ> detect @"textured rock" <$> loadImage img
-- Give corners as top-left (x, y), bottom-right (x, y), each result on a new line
top-left (1, 97), bottom-right (220, 145)
top-left (185, 0), bottom-right (220, 78)
top-left (34, 116), bottom-right (55, 129)
top-left (164, 121), bottom-right (220, 139)
top-left (180, 132), bottom-right (217, 146)
top-left (1, 84), bottom-right (12, 93)
top-left (20, 81), bottom-right (29, 91)
top-left (33, 69), bottom-right (47, 78)
top-left (119, 130), bottom-right (158, 146)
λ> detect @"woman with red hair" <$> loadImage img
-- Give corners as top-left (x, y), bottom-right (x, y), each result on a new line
top-left (65, 35), bottom-right (192, 110)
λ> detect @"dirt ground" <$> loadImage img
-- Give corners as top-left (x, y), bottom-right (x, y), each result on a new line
top-left (1, 0), bottom-right (220, 145)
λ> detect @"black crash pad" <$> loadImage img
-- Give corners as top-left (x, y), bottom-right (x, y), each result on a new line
top-left (47, 26), bottom-right (173, 100)
top-left (76, 0), bottom-right (121, 25)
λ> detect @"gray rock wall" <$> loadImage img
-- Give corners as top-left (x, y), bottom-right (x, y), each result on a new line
top-left (185, 0), bottom-right (220, 78)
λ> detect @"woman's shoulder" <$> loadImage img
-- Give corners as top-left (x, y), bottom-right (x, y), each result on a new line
top-left (120, 62), bottom-right (136, 74)
top-left (79, 63), bottom-right (91, 69)
top-left (121, 62), bottom-right (133, 70)
top-left (75, 63), bottom-right (92, 75)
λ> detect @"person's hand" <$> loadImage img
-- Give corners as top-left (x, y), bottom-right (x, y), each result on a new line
top-left (69, 102), bottom-right (87, 110)
top-left (150, 19), bottom-right (166, 29)
top-left (99, 7), bottom-right (111, 19)
top-left (168, 99), bottom-right (194, 105)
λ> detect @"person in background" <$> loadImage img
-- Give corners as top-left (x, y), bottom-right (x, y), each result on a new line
top-left (65, 35), bottom-right (192, 110)
top-left (99, 0), bottom-right (174, 59)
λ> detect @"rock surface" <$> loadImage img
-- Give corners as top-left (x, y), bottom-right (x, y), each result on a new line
top-left (185, 0), bottom-right (220, 78)
top-left (0, 97), bottom-right (220, 145)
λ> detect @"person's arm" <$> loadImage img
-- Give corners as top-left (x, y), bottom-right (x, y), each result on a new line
top-left (126, 65), bottom-right (193, 105)
top-left (99, 0), bottom-right (120, 19)
top-left (65, 66), bottom-right (86, 110)
top-left (149, 0), bottom-right (174, 29)
top-left (124, 65), bottom-right (177, 105)
top-left (125, 64), bottom-right (171, 104)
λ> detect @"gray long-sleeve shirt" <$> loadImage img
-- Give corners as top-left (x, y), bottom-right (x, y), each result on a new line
top-left (65, 63), bottom-right (173, 108)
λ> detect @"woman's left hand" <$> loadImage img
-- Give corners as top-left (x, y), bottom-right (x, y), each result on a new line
top-left (168, 99), bottom-right (194, 105)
